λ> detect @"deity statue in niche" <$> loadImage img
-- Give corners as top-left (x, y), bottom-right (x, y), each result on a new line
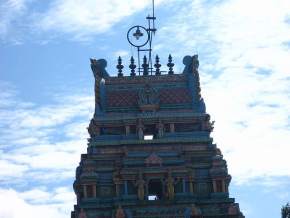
top-left (116, 205), bottom-right (126, 218)
top-left (156, 120), bottom-right (164, 138)
top-left (228, 203), bottom-right (240, 215)
top-left (134, 171), bottom-right (146, 200)
top-left (78, 209), bottom-right (87, 218)
top-left (136, 119), bottom-right (144, 139)
top-left (138, 84), bottom-right (159, 106)
top-left (165, 170), bottom-right (178, 200)
top-left (191, 204), bottom-right (202, 216)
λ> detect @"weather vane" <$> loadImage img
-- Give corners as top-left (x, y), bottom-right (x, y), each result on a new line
top-left (127, 0), bottom-right (157, 75)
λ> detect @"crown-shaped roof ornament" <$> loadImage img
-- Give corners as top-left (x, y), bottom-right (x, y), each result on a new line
top-left (127, 0), bottom-right (157, 75)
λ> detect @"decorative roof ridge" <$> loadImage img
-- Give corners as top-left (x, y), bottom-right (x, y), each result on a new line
top-left (105, 73), bottom-right (186, 84)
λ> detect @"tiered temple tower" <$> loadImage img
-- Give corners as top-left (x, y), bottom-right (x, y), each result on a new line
top-left (71, 2), bottom-right (244, 217)
top-left (71, 55), bottom-right (244, 218)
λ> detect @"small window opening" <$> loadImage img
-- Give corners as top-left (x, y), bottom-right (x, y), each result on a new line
top-left (148, 179), bottom-right (163, 200)
top-left (86, 185), bottom-right (94, 198)
top-left (144, 135), bottom-right (154, 140)
top-left (148, 195), bottom-right (158, 200)
top-left (144, 124), bottom-right (157, 139)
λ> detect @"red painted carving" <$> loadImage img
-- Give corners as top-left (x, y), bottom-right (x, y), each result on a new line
top-left (145, 153), bottom-right (162, 166)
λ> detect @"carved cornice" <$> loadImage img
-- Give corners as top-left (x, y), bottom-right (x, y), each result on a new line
top-left (89, 136), bottom-right (212, 146)
top-left (105, 73), bottom-right (186, 85)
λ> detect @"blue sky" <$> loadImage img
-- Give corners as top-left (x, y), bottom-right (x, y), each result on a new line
top-left (1, 0), bottom-right (290, 217)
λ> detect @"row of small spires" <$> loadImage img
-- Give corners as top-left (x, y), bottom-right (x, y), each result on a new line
top-left (116, 54), bottom-right (174, 77)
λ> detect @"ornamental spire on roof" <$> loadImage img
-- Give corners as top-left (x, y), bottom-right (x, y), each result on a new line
top-left (127, 0), bottom-right (158, 75)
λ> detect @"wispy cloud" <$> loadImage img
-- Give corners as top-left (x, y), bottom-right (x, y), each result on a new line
top-left (0, 0), bottom-right (165, 43)
top-left (0, 0), bottom-right (29, 43)
top-left (155, 0), bottom-right (290, 182)
top-left (113, 50), bottom-right (130, 58)
top-left (0, 81), bottom-right (92, 217)
top-left (37, 0), bottom-right (152, 40)
top-left (0, 188), bottom-right (73, 218)
top-left (0, 80), bottom-right (94, 185)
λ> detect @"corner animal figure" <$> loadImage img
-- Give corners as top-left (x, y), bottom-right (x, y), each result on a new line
top-left (182, 55), bottom-right (199, 74)
top-left (90, 58), bottom-right (109, 79)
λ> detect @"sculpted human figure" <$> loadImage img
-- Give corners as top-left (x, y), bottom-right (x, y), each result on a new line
top-left (134, 172), bottom-right (146, 200)
top-left (138, 84), bottom-right (159, 106)
top-left (228, 203), bottom-right (239, 215)
top-left (78, 209), bottom-right (87, 218)
top-left (88, 119), bottom-right (100, 137)
top-left (156, 120), bottom-right (164, 138)
top-left (137, 119), bottom-right (144, 139)
top-left (166, 170), bottom-right (175, 200)
top-left (191, 204), bottom-right (202, 216)
top-left (113, 171), bottom-right (122, 197)
top-left (116, 205), bottom-right (126, 218)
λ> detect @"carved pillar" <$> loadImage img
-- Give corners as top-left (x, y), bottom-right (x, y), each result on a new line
top-left (222, 180), bottom-right (226, 193)
top-left (213, 180), bottom-right (217, 193)
top-left (93, 184), bottom-right (97, 198)
top-left (83, 185), bottom-right (87, 198)
top-left (182, 179), bottom-right (186, 193)
top-left (113, 176), bottom-right (122, 197)
top-left (145, 181), bottom-right (149, 198)
top-left (115, 182), bottom-right (122, 197)
top-left (225, 180), bottom-right (229, 193)
top-left (115, 183), bottom-right (120, 196)
top-left (170, 123), bottom-right (175, 133)
top-left (124, 181), bottom-right (128, 195)
top-left (213, 179), bottom-right (225, 193)
top-left (125, 125), bottom-right (130, 135)
top-left (188, 169), bottom-right (194, 194)
top-left (189, 179), bottom-right (194, 194)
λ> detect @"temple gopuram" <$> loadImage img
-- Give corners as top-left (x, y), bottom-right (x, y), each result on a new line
top-left (71, 2), bottom-right (244, 218)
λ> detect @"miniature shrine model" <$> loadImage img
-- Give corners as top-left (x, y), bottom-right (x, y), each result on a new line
top-left (71, 2), bottom-right (244, 218)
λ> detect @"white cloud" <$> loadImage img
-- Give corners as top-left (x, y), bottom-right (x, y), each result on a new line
top-left (19, 188), bottom-right (52, 203)
top-left (0, 83), bottom-right (91, 185)
top-left (156, 0), bottom-right (290, 183)
top-left (200, 0), bottom-right (290, 182)
top-left (36, 0), bottom-right (165, 40)
top-left (1, 0), bottom-right (165, 42)
top-left (0, 159), bottom-right (28, 178)
top-left (113, 50), bottom-right (130, 58)
top-left (0, 84), bottom-right (86, 216)
top-left (0, 188), bottom-right (74, 218)
top-left (0, 0), bottom-right (28, 42)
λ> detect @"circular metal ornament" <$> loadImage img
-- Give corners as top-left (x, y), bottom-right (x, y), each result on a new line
top-left (127, 25), bottom-right (150, 48)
